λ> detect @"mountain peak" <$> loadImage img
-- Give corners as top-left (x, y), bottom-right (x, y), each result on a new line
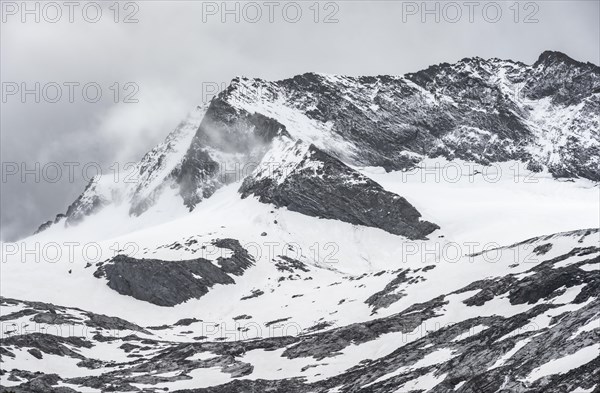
top-left (534, 50), bottom-right (580, 67)
top-left (31, 52), bottom-right (600, 238)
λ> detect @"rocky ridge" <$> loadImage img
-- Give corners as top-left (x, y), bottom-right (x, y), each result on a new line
top-left (33, 51), bottom-right (599, 236)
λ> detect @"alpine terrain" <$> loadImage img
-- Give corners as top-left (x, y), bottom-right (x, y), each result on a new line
top-left (1, 51), bottom-right (599, 393)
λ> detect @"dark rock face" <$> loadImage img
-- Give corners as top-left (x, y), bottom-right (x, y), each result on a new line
top-left (63, 180), bottom-right (109, 226)
top-left (94, 239), bottom-right (254, 306)
top-left (85, 313), bottom-right (150, 334)
top-left (195, 96), bottom-right (290, 153)
top-left (0, 372), bottom-right (76, 393)
top-left (212, 238), bottom-right (254, 275)
top-left (174, 318), bottom-right (201, 326)
top-left (174, 99), bottom-right (290, 209)
top-left (508, 247), bottom-right (599, 305)
top-left (218, 51), bottom-right (599, 180)
top-left (33, 220), bottom-right (53, 235)
top-left (365, 269), bottom-right (411, 312)
top-left (3, 333), bottom-right (92, 359)
top-left (174, 148), bottom-right (221, 210)
top-left (0, 296), bottom-right (150, 335)
top-left (240, 140), bottom-right (439, 239)
top-left (275, 256), bottom-right (310, 273)
top-left (527, 50), bottom-right (600, 105)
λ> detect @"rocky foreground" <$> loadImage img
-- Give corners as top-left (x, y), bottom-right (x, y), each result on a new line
top-left (1, 229), bottom-right (598, 392)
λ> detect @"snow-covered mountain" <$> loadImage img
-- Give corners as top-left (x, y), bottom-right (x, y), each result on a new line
top-left (1, 51), bottom-right (599, 393)
top-left (33, 51), bottom-right (599, 238)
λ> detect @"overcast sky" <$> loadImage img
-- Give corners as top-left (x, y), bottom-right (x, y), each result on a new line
top-left (1, 0), bottom-right (599, 241)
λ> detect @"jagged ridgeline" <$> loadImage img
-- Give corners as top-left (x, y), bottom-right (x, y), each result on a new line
top-left (34, 51), bottom-right (599, 236)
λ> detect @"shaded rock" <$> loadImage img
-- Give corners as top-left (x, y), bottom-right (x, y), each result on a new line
top-left (94, 239), bottom-right (254, 306)
top-left (240, 140), bottom-right (439, 239)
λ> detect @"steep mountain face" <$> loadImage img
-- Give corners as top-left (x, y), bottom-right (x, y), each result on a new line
top-left (175, 99), bottom-right (289, 210)
top-left (5, 51), bottom-right (599, 393)
top-left (216, 51), bottom-right (598, 177)
top-left (34, 51), bottom-right (599, 235)
top-left (526, 51), bottom-right (599, 105)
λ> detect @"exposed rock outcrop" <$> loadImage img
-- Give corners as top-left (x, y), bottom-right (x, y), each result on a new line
top-left (93, 239), bottom-right (254, 306)
top-left (240, 139), bottom-right (439, 239)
